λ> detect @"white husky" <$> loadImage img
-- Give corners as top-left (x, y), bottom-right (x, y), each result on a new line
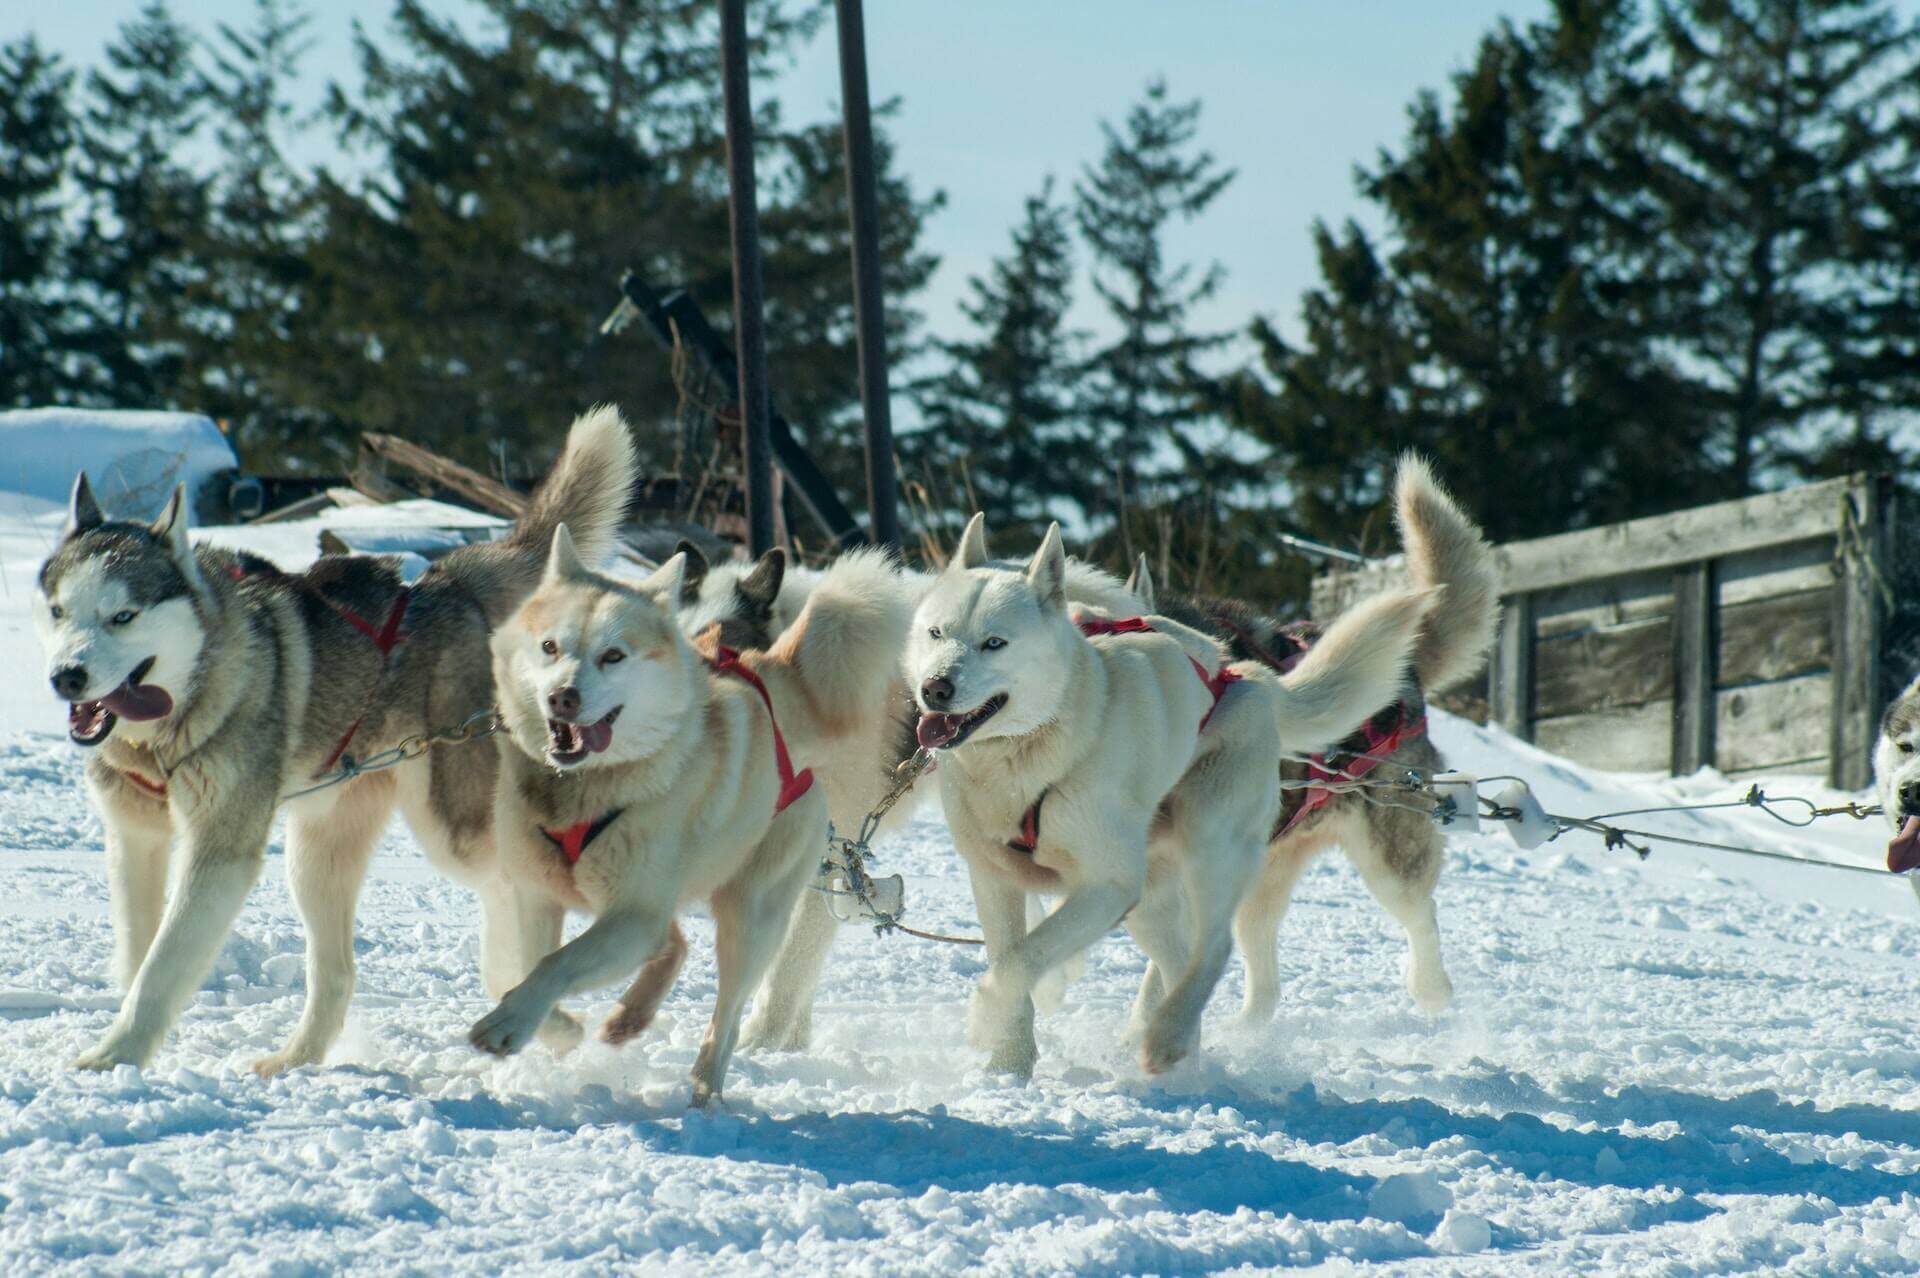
top-left (903, 515), bottom-right (1433, 1076)
top-left (475, 531), bottom-right (909, 1103)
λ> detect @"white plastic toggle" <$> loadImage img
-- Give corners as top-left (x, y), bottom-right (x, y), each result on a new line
top-left (1491, 780), bottom-right (1557, 849)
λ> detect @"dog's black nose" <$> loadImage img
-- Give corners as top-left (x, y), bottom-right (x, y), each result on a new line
top-left (547, 685), bottom-right (581, 720)
top-left (51, 665), bottom-right (87, 701)
top-left (921, 676), bottom-right (954, 710)
top-left (1901, 781), bottom-right (1920, 815)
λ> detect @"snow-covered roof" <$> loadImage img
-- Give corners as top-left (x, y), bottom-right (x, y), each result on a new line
top-left (0, 408), bottom-right (240, 522)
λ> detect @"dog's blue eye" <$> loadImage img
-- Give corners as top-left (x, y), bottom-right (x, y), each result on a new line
top-left (49, 605), bottom-right (63, 620)
top-left (928, 627), bottom-right (942, 640)
top-left (110, 610), bottom-right (136, 626)
top-left (982, 637), bottom-right (1006, 651)
top-left (601, 649), bottom-right (625, 665)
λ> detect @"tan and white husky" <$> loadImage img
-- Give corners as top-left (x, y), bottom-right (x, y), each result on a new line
top-left (474, 530), bottom-right (909, 1103)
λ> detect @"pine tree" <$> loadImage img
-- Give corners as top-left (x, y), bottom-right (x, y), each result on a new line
top-left (1643, 0), bottom-right (1920, 493)
top-left (72, 0), bottom-right (211, 409)
top-left (190, 0), bottom-right (316, 466)
top-left (0, 37), bottom-right (86, 407)
top-left (909, 179), bottom-right (1085, 539)
top-left (1228, 3), bottom-right (1715, 548)
top-left (1074, 79), bottom-right (1237, 552)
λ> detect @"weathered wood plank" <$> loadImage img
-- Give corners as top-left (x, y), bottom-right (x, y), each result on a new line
top-left (1493, 476), bottom-right (1854, 595)
top-left (1672, 562), bottom-right (1715, 774)
top-left (1533, 569), bottom-right (1675, 640)
top-left (1492, 593), bottom-right (1535, 741)
top-left (1716, 587), bottom-right (1833, 686)
top-left (1716, 537), bottom-right (1834, 607)
top-left (1533, 614), bottom-right (1673, 718)
top-left (1532, 699), bottom-right (1673, 774)
top-left (1829, 476), bottom-right (1886, 789)
top-left (1432, 671), bottom-right (1490, 725)
top-left (1717, 673), bottom-right (1833, 776)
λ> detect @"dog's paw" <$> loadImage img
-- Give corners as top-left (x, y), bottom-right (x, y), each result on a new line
top-left (251, 1046), bottom-right (322, 1079)
top-left (983, 1035), bottom-right (1036, 1081)
top-left (598, 1003), bottom-right (651, 1047)
top-left (469, 989), bottom-right (550, 1057)
top-left (966, 970), bottom-right (1023, 1051)
top-left (1139, 1016), bottom-right (1198, 1076)
top-left (689, 1078), bottom-right (722, 1110)
top-left (71, 1031), bottom-right (150, 1072)
top-left (1409, 962), bottom-right (1454, 1015)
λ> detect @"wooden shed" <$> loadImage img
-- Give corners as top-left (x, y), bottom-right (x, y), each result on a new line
top-left (1312, 474), bottom-right (1905, 789)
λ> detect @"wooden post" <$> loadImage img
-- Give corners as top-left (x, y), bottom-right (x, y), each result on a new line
top-left (1492, 593), bottom-right (1534, 742)
top-left (719, 0), bottom-right (775, 555)
top-left (1830, 475), bottom-right (1886, 790)
top-left (833, 0), bottom-right (901, 551)
top-left (1671, 561), bottom-right (1717, 775)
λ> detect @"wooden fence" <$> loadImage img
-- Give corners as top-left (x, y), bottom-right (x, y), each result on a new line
top-left (1313, 473), bottom-right (1899, 789)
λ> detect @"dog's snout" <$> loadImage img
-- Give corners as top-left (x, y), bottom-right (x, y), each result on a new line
top-left (921, 675), bottom-right (955, 710)
top-left (547, 685), bottom-right (582, 720)
top-left (1901, 781), bottom-right (1920, 815)
top-left (51, 665), bottom-right (88, 701)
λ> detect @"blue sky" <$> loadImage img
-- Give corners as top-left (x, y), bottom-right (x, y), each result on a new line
top-left (23, 0), bottom-right (1541, 353)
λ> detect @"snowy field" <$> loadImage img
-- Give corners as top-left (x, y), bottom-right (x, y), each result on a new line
top-left (1, 494), bottom-right (1918, 1274)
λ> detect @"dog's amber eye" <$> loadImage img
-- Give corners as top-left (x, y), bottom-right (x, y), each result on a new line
top-left (540, 639), bottom-right (558, 656)
top-left (601, 649), bottom-right (625, 665)
top-left (982, 636), bottom-right (1006, 651)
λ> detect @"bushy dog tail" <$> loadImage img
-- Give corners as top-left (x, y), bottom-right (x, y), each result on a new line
top-left (1266, 588), bottom-right (1433, 754)
top-left (1395, 452), bottom-right (1498, 692)
top-left (769, 547), bottom-right (912, 734)
top-left (441, 405), bottom-right (637, 622)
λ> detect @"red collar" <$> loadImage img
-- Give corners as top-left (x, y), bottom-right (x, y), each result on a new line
top-left (709, 645), bottom-right (814, 815)
top-left (541, 808), bottom-right (626, 866)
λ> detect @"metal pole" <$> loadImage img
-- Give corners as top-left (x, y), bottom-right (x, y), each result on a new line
top-left (834, 0), bottom-right (901, 550)
top-left (720, 0), bottom-right (775, 555)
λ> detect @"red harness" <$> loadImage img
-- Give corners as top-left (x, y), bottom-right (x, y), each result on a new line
top-left (1007, 616), bottom-right (1241, 854)
top-left (313, 588), bottom-right (413, 775)
top-left (538, 645), bottom-right (814, 869)
top-left (120, 768), bottom-right (169, 800)
top-left (1260, 625), bottom-right (1428, 837)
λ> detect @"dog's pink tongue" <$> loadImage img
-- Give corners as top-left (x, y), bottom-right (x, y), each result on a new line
top-left (916, 713), bottom-right (962, 749)
top-left (580, 717), bottom-right (615, 754)
top-left (101, 682), bottom-right (172, 722)
top-left (1889, 816), bottom-right (1920, 874)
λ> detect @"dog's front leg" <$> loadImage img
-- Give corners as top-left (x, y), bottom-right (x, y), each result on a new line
top-left (469, 903), bottom-right (667, 1058)
top-left (73, 771), bottom-right (276, 1071)
top-left (964, 862), bottom-right (1037, 1077)
top-left (88, 770), bottom-right (173, 993)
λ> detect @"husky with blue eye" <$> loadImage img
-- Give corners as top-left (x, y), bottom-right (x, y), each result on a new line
top-left (36, 407), bottom-right (637, 1074)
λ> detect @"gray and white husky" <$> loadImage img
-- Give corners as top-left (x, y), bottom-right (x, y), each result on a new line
top-left (36, 407), bottom-right (636, 1073)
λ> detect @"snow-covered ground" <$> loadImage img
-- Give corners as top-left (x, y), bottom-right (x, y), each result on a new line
top-left (1, 496), bottom-right (1917, 1275)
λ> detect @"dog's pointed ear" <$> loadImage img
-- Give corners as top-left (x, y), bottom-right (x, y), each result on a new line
top-left (952, 512), bottom-right (990, 572)
top-left (67, 473), bottom-right (103, 536)
top-left (738, 547), bottom-right (786, 611)
top-left (1026, 523), bottom-right (1067, 610)
top-left (546, 523), bottom-right (588, 583)
top-left (674, 538), bottom-right (710, 595)
top-left (1125, 553), bottom-right (1156, 610)
top-left (641, 551), bottom-right (687, 608)
top-left (149, 484), bottom-right (192, 558)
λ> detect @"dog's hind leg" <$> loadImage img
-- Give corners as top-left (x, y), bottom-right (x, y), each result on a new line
top-left (1346, 806), bottom-right (1452, 1013)
top-left (1141, 815), bottom-right (1268, 1074)
top-left (602, 921), bottom-right (688, 1046)
top-left (695, 835), bottom-right (815, 1106)
top-left (72, 780), bottom-right (278, 1071)
top-left (1122, 880), bottom-right (1189, 1040)
top-left (1233, 828), bottom-right (1326, 1024)
top-left (91, 776), bottom-right (173, 993)
top-left (253, 775), bottom-right (398, 1077)
top-left (740, 881), bottom-right (837, 1052)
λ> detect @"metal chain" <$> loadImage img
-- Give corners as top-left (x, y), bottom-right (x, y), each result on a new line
top-left (281, 708), bottom-right (502, 801)
top-left (815, 748), bottom-right (985, 945)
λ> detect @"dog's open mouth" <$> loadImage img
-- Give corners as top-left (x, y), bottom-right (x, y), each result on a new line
top-left (547, 706), bottom-right (622, 766)
top-left (1890, 814), bottom-right (1920, 874)
top-left (67, 657), bottom-right (171, 747)
top-left (916, 694), bottom-right (1007, 751)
